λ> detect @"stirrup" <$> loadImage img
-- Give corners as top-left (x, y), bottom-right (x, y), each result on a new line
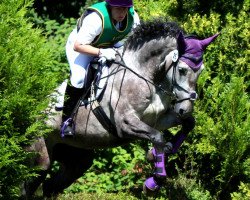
top-left (60, 118), bottom-right (75, 137)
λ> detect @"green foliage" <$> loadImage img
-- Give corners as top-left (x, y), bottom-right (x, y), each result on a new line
top-left (66, 143), bottom-right (151, 193)
top-left (164, 174), bottom-right (213, 200)
top-left (134, 0), bottom-right (177, 21)
top-left (231, 182), bottom-right (250, 200)
top-left (180, 1), bottom-right (250, 198)
top-left (44, 18), bottom-right (76, 76)
top-left (33, 0), bottom-right (86, 22)
top-left (162, 0), bottom-right (245, 21)
top-left (57, 191), bottom-right (139, 200)
top-left (57, 175), bottom-right (213, 200)
top-left (0, 0), bottom-right (60, 198)
top-left (134, 0), bottom-right (245, 22)
top-left (27, 8), bottom-right (76, 77)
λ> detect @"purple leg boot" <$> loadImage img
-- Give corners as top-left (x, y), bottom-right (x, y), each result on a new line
top-left (144, 177), bottom-right (160, 191)
top-left (144, 147), bottom-right (166, 191)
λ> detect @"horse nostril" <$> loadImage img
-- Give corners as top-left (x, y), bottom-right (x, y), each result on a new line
top-left (179, 109), bottom-right (184, 115)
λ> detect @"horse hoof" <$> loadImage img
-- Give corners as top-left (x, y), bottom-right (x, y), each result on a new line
top-left (146, 149), bottom-right (154, 162)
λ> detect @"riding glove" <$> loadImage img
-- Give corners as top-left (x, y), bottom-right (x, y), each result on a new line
top-left (99, 48), bottom-right (116, 60)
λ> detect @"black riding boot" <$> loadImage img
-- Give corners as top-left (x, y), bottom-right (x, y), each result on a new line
top-left (61, 84), bottom-right (83, 137)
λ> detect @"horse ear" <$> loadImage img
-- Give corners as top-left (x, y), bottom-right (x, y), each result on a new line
top-left (200, 33), bottom-right (220, 50)
top-left (177, 31), bottom-right (186, 55)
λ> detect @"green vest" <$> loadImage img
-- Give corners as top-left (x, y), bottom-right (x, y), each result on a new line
top-left (88, 2), bottom-right (134, 48)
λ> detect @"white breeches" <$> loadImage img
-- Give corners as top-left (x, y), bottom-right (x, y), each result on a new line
top-left (65, 29), bottom-right (95, 88)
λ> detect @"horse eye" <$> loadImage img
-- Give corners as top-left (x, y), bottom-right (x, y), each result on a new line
top-left (178, 68), bottom-right (187, 76)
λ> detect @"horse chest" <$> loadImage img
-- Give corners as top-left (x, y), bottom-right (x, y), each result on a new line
top-left (142, 93), bottom-right (168, 124)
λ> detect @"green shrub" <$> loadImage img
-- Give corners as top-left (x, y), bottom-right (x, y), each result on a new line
top-left (180, 1), bottom-right (250, 198)
top-left (134, 0), bottom-right (176, 21)
top-left (164, 174), bottom-right (213, 200)
top-left (231, 182), bottom-right (250, 200)
top-left (57, 191), bottom-right (139, 200)
top-left (0, 0), bottom-right (60, 198)
top-left (66, 143), bottom-right (151, 194)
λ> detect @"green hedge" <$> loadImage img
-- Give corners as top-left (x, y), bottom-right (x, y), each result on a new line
top-left (0, 0), bottom-right (60, 198)
top-left (182, 3), bottom-right (249, 198)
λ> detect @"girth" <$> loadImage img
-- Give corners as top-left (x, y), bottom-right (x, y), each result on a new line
top-left (91, 100), bottom-right (118, 137)
top-left (85, 61), bottom-right (118, 137)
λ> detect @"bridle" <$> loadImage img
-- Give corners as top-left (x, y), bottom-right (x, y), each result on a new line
top-left (111, 49), bottom-right (198, 104)
top-left (166, 53), bottom-right (198, 104)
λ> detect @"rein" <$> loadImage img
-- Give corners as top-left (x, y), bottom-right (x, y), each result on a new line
top-left (111, 50), bottom-right (177, 101)
top-left (110, 49), bottom-right (198, 104)
top-left (108, 48), bottom-right (198, 104)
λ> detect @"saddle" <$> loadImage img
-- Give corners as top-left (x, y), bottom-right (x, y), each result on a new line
top-left (55, 59), bottom-right (118, 136)
top-left (83, 58), bottom-right (110, 103)
top-left (54, 59), bottom-right (110, 111)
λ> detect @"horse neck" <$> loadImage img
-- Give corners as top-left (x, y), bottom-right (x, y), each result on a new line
top-left (123, 37), bottom-right (177, 83)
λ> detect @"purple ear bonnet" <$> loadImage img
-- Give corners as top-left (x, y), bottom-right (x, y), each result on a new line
top-left (178, 33), bottom-right (219, 71)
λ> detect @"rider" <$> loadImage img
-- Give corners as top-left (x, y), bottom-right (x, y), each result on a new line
top-left (61, 0), bottom-right (140, 136)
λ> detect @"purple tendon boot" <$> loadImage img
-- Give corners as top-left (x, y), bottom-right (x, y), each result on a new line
top-left (152, 147), bottom-right (167, 176)
top-left (144, 147), bottom-right (166, 191)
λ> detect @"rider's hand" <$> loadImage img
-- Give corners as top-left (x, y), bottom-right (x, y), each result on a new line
top-left (99, 48), bottom-right (116, 61)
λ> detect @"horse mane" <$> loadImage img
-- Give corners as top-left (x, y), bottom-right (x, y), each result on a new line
top-left (125, 18), bottom-right (184, 50)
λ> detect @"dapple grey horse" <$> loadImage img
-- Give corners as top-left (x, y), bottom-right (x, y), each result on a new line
top-left (23, 19), bottom-right (218, 198)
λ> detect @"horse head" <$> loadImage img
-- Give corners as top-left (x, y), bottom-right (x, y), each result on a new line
top-left (163, 32), bottom-right (219, 117)
top-left (124, 20), bottom-right (219, 118)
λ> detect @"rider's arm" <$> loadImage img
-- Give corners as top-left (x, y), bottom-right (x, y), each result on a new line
top-left (74, 42), bottom-right (100, 56)
top-left (74, 12), bottom-right (102, 56)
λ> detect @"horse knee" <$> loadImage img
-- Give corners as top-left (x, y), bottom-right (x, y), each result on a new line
top-left (150, 132), bottom-right (165, 148)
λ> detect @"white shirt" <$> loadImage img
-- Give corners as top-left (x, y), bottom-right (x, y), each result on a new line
top-left (76, 11), bottom-right (140, 45)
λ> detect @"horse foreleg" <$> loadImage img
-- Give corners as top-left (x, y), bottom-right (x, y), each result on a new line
top-left (116, 113), bottom-right (167, 192)
top-left (144, 115), bottom-right (195, 194)
top-left (169, 115), bottom-right (195, 154)
top-left (117, 113), bottom-right (166, 146)
top-left (144, 146), bottom-right (168, 193)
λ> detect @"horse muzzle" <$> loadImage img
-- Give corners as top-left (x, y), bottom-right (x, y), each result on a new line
top-left (173, 91), bottom-right (198, 116)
